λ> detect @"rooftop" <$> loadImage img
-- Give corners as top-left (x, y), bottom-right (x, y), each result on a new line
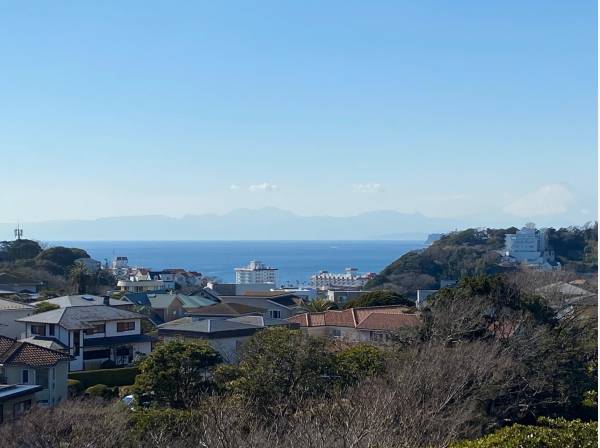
top-left (0, 298), bottom-right (35, 311)
top-left (287, 305), bottom-right (419, 331)
top-left (0, 335), bottom-right (71, 367)
top-left (186, 302), bottom-right (266, 317)
top-left (33, 295), bottom-right (129, 308)
top-left (17, 305), bottom-right (146, 330)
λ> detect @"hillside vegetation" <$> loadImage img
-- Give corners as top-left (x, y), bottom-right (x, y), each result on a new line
top-left (367, 224), bottom-right (597, 296)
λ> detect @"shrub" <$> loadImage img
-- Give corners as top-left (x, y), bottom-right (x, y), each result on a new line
top-left (67, 379), bottom-right (83, 396)
top-left (100, 359), bottom-right (117, 369)
top-left (451, 418), bottom-right (597, 448)
top-left (85, 384), bottom-right (117, 400)
top-left (69, 367), bottom-right (138, 389)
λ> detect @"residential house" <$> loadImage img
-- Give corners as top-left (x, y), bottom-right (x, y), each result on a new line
top-left (288, 306), bottom-right (420, 343)
top-left (33, 295), bottom-right (133, 310)
top-left (75, 258), bottom-right (102, 274)
top-left (217, 292), bottom-right (305, 319)
top-left (17, 305), bottom-right (154, 371)
top-left (0, 336), bottom-right (71, 409)
top-left (0, 299), bottom-right (35, 339)
top-left (326, 290), bottom-right (365, 306)
top-left (122, 292), bottom-right (217, 324)
top-left (0, 384), bottom-right (42, 423)
top-left (186, 302), bottom-right (267, 319)
top-left (117, 278), bottom-right (170, 293)
top-left (158, 315), bottom-right (292, 362)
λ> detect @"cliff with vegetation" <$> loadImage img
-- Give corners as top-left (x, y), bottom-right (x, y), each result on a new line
top-left (367, 224), bottom-right (598, 296)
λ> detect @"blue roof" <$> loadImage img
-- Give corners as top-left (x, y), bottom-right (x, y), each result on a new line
top-left (0, 384), bottom-right (43, 402)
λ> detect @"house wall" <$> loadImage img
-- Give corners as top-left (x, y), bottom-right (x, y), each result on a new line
top-left (161, 334), bottom-right (252, 364)
top-left (302, 326), bottom-right (361, 342)
top-left (0, 309), bottom-right (34, 339)
top-left (0, 393), bottom-right (37, 423)
top-left (4, 361), bottom-right (68, 407)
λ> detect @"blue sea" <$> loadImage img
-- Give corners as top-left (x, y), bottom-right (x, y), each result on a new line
top-left (52, 241), bottom-right (425, 285)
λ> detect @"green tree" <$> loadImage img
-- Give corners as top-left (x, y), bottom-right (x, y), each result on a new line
top-left (35, 246), bottom-right (90, 275)
top-left (302, 298), bottom-right (335, 312)
top-left (0, 239), bottom-right (42, 262)
top-left (334, 344), bottom-right (386, 386)
top-left (451, 418), bottom-right (597, 448)
top-left (134, 339), bottom-right (222, 408)
top-left (34, 301), bottom-right (60, 314)
top-left (234, 327), bottom-right (336, 416)
top-left (343, 290), bottom-right (413, 309)
top-left (68, 264), bottom-right (89, 294)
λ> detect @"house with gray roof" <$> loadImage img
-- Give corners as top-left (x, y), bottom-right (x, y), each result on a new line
top-left (33, 295), bottom-right (132, 310)
top-left (17, 305), bottom-right (154, 371)
top-left (0, 298), bottom-right (35, 339)
top-left (122, 292), bottom-right (217, 323)
top-left (158, 315), bottom-right (292, 362)
top-left (217, 293), bottom-right (305, 319)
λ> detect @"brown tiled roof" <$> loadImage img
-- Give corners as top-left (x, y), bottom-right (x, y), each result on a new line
top-left (0, 336), bottom-right (71, 367)
top-left (287, 306), bottom-right (419, 332)
top-left (187, 302), bottom-right (266, 316)
top-left (355, 313), bottom-right (420, 330)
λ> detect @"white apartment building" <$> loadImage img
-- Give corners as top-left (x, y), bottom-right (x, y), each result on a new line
top-left (311, 268), bottom-right (375, 290)
top-left (235, 261), bottom-right (278, 285)
top-left (504, 225), bottom-right (557, 269)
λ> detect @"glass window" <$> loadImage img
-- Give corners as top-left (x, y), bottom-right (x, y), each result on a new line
top-left (117, 321), bottom-right (135, 332)
top-left (84, 324), bottom-right (105, 335)
top-left (31, 325), bottom-right (45, 336)
top-left (48, 324), bottom-right (55, 336)
top-left (13, 400), bottom-right (31, 418)
top-left (35, 368), bottom-right (49, 389)
top-left (21, 369), bottom-right (29, 384)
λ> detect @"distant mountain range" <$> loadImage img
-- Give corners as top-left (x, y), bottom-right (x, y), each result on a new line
top-left (0, 208), bottom-right (478, 241)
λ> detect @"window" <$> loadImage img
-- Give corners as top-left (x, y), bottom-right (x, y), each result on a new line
top-left (84, 323), bottom-right (105, 335)
top-left (48, 324), bottom-right (55, 336)
top-left (369, 331), bottom-right (384, 343)
top-left (73, 331), bottom-right (80, 356)
top-left (0, 404), bottom-right (3, 424)
top-left (268, 310), bottom-right (281, 319)
top-left (35, 369), bottom-right (49, 389)
top-left (13, 400), bottom-right (31, 418)
top-left (21, 369), bottom-right (29, 384)
top-left (117, 321), bottom-right (135, 332)
top-left (31, 324), bottom-right (45, 336)
top-left (331, 328), bottom-right (342, 338)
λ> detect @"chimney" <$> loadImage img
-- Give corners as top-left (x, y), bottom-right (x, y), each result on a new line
top-left (103, 295), bottom-right (110, 306)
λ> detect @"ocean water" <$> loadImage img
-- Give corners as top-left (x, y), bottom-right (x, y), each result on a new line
top-left (52, 241), bottom-right (425, 285)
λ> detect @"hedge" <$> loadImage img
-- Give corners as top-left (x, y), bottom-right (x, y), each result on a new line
top-left (451, 418), bottom-right (597, 448)
top-left (69, 367), bottom-right (138, 389)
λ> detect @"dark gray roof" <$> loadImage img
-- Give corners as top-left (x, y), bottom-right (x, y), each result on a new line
top-left (158, 315), bottom-right (290, 338)
top-left (123, 292), bottom-right (151, 306)
top-left (17, 305), bottom-right (145, 330)
top-left (0, 384), bottom-right (43, 402)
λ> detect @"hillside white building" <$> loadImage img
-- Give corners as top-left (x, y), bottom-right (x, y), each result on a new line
top-left (503, 225), bottom-right (557, 270)
top-left (311, 268), bottom-right (375, 290)
top-left (235, 261), bottom-right (278, 285)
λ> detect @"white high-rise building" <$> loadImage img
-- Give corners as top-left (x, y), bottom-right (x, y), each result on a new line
top-left (503, 224), bottom-right (557, 270)
top-left (235, 260), bottom-right (278, 285)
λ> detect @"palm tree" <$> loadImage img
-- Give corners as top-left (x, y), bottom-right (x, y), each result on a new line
top-left (68, 264), bottom-right (89, 294)
top-left (302, 298), bottom-right (335, 313)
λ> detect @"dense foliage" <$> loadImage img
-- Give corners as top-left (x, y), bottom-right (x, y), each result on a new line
top-left (343, 290), bottom-right (413, 309)
top-left (451, 417), bottom-right (597, 448)
top-left (134, 340), bottom-right (222, 408)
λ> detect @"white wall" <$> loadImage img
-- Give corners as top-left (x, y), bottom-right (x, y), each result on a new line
top-left (0, 309), bottom-right (34, 339)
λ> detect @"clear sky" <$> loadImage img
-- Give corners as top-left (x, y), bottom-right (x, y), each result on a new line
top-left (0, 1), bottom-right (597, 225)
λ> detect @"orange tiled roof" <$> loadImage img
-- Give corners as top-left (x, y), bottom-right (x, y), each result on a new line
top-left (288, 306), bottom-right (419, 331)
top-left (0, 336), bottom-right (71, 367)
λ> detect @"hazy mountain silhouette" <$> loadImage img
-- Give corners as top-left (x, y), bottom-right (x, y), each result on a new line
top-left (0, 208), bottom-right (480, 241)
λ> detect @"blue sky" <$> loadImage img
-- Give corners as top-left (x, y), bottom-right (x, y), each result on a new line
top-left (0, 1), bottom-right (596, 225)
